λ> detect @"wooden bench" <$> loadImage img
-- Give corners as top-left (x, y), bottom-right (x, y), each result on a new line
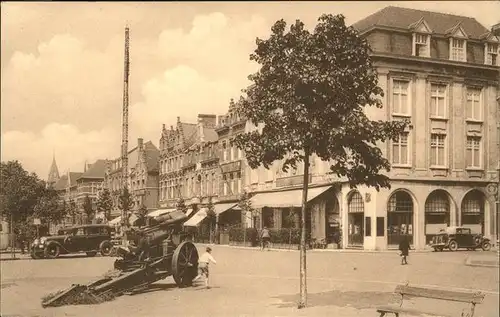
top-left (376, 283), bottom-right (484, 317)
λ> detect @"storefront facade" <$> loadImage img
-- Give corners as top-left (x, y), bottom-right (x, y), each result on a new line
top-left (335, 181), bottom-right (497, 250)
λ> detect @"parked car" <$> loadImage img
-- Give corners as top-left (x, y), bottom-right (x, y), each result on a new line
top-left (30, 224), bottom-right (115, 259)
top-left (430, 226), bottom-right (491, 252)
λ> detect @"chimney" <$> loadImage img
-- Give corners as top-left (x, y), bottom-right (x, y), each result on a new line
top-left (198, 119), bottom-right (205, 143)
top-left (162, 124), bottom-right (166, 130)
top-left (177, 116), bottom-right (181, 123)
top-left (138, 138), bottom-right (143, 151)
top-left (170, 125), bottom-right (174, 131)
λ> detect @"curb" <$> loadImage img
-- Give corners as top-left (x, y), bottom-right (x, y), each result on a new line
top-left (195, 243), bottom-right (435, 254)
top-left (465, 256), bottom-right (499, 268)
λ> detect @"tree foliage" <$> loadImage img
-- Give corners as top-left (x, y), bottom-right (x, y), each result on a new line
top-left (96, 188), bottom-right (113, 221)
top-left (33, 187), bottom-right (66, 225)
top-left (0, 161), bottom-right (46, 224)
top-left (231, 14), bottom-right (408, 309)
top-left (82, 194), bottom-right (94, 224)
top-left (232, 14), bottom-right (408, 190)
top-left (238, 190), bottom-right (257, 227)
top-left (118, 187), bottom-right (133, 226)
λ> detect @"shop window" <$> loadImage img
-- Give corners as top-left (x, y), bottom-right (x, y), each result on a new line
top-left (365, 217), bottom-right (372, 237)
top-left (376, 217), bottom-right (384, 237)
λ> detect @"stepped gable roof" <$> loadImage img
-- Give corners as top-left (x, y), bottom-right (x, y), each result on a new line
top-left (79, 159), bottom-right (106, 180)
top-left (352, 6), bottom-right (489, 39)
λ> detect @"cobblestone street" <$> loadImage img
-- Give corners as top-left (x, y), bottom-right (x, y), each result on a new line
top-left (1, 245), bottom-right (498, 317)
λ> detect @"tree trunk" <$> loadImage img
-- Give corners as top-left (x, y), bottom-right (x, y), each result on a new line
top-left (298, 150), bottom-right (310, 309)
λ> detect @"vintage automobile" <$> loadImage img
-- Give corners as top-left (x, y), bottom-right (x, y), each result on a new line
top-left (30, 224), bottom-right (114, 259)
top-left (430, 226), bottom-right (491, 252)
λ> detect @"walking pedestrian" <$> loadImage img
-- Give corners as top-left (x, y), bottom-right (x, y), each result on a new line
top-left (193, 246), bottom-right (217, 288)
top-left (261, 227), bottom-right (271, 251)
top-left (398, 235), bottom-right (411, 265)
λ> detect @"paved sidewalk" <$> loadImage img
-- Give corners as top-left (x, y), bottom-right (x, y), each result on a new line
top-left (197, 243), bottom-right (435, 253)
top-left (465, 253), bottom-right (499, 268)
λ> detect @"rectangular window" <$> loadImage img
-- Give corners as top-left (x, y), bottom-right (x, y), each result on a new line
top-left (430, 84), bottom-right (447, 118)
top-left (392, 80), bottom-right (410, 115)
top-left (486, 43), bottom-right (498, 66)
top-left (414, 33), bottom-right (429, 57)
top-left (365, 217), bottom-right (372, 237)
top-left (376, 217), bottom-right (384, 237)
top-left (466, 88), bottom-right (482, 121)
top-left (222, 142), bottom-right (227, 161)
top-left (212, 173), bottom-right (217, 196)
top-left (451, 38), bottom-right (465, 61)
top-left (392, 132), bottom-right (409, 165)
top-left (466, 136), bottom-right (481, 168)
top-left (223, 174), bottom-right (227, 195)
top-left (430, 134), bottom-right (446, 166)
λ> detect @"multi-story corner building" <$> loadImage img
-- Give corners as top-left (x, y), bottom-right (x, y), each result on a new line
top-left (491, 21), bottom-right (500, 241)
top-left (344, 6), bottom-right (499, 250)
top-left (241, 6), bottom-right (499, 251)
top-left (104, 138), bottom-right (160, 219)
top-left (158, 115), bottom-right (219, 218)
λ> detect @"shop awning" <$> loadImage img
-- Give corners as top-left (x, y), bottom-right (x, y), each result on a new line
top-left (147, 208), bottom-right (176, 218)
top-left (250, 186), bottom-right (332, 208)
top-left (184, 208), bottom-right (208, 227)
top-left (215, 203), bottom-right (240, 215)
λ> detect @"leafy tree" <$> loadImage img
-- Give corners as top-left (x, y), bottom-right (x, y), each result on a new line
top-left (33, 187), bottom-right (66, 228)
top-left (82, 194), bottom-right (94, 224)
top-left (206, 196), bottom-right (216, 243)
top-left (96, 188), bottom-right (113, 221)
top-left (238, 190), bottom-right (258, 227)
top-left (232, 15), bottom-right (407, 308)
top-left (118, 187), bottom-right (133, 225)
top-left (0, 161), bottom-right (46, 229)
top-left (67, 198), bottom-right (77, 225)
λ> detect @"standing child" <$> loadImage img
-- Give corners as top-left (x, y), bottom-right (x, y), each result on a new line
top-left (193, 247), bottom-right (217, 288)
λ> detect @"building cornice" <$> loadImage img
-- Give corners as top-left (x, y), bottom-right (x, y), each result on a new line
top-left (371, 52), bottom-right (500, 72)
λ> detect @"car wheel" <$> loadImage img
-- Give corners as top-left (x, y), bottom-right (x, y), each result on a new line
top-left (44, 244), bottom-right (60, 258)
top-left (448, 240), bottom-right (458, 252)
top-left (100, 241), bottom-right (113, 256)
top-left (438, 247), bottom-right (444, 252)
top-left (481, 241), bottom-right (491, 251)
top-left (433, 247), bottom-right (438, 252)
top-left (30, 251), bottom-right (40, 259)
top-left (86, 251), bottom-right (97, 257)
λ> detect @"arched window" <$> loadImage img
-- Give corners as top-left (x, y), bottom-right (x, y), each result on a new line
top-left (387, 191), bottom-right (414, 245)
top-left (348, 192), bottom-right (364, 213)
top-left (425, 190), bottom-right (451, 243)
top-left (461, 190), bottom-right (484, 234)
top-left (347, 191), bottom-right (364, 246)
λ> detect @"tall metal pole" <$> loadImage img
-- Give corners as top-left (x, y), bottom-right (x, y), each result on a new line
top-left (121, 26), bottom-right (130, 245)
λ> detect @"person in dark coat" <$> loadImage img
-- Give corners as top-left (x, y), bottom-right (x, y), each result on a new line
top-left (398, 235), bottom-right (411, 265)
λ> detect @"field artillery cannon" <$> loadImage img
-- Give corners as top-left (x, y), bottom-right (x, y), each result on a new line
top-left (42, 210), bottom-right (199, 308)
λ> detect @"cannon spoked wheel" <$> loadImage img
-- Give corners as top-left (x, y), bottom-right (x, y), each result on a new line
top-left (172, 241), bottom-right (199, 287)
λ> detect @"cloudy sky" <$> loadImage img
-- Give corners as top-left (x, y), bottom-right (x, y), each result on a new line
top-left (1, 1), bottom-right (499, 179)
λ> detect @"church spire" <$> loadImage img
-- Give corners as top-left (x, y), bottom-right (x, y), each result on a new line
top-left (47, 151), bottom-right (60, 187)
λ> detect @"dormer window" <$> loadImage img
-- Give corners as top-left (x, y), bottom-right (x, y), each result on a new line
top-left (450, 38), bottom-right (466, 61)
top-left (447, 23), bottom-right (468, 62)
top-left (414, 33), bottom-right (430, 57)
top-left (410, 18), bottom-right (432, 58)
top-left (485, 43), bottom-right (498, 66)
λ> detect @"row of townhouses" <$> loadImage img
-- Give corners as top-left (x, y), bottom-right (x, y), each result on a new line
top-left (46, 7), bottom-right (500, 250)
